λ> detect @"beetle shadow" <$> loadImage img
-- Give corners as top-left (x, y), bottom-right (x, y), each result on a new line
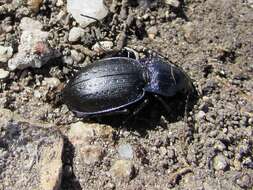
top-left (61, 136), bottom-right (82, 190)
top-left (88, 93), bottom-right (198, 136)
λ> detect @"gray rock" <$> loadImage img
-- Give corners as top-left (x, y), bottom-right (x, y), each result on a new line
top-left (0, 108), bottom-right (63, 190)
top-left (212, 154), bottom-right (228, 171)
top-left (68, 27), bottom-right (85, 42)
top-left (118, 144), bottom-right (134, 159)
top-left (0, 45), bottom-right (13, 63)
top-left (0, 68), bottom-right (9, 79)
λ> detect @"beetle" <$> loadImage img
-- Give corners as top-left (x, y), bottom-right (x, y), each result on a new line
top-left (63, 56), bottom-right (195, 118)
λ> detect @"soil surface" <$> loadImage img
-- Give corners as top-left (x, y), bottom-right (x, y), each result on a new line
top-left (0, 0), bottom-right (252, 190)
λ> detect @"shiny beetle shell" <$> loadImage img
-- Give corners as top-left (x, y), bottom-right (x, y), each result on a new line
top-left (63, 57), bottom-right (195, 117)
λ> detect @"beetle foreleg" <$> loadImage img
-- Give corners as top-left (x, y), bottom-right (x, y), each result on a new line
top-left (122, 99), bottom-right (149, 125)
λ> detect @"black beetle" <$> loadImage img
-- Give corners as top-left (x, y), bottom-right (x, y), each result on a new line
top-left (63, 57), bottom-right (195, 118)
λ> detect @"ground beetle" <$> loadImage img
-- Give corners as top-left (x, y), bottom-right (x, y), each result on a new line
top-left (63, 56), bottom-right (195, 118)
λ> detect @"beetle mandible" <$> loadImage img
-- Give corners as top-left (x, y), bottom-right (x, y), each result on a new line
top-left (63, 56), bottom-right (195, 118)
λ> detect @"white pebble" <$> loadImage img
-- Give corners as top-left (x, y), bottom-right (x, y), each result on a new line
top-left (0, 69), bottom-right (9, 79)
top-left (164, 0), bottom-right (180, 7)
top-left (68, 27), bottom-right (85, 42)
top-left (67, 0), bottom-right (108, 28)
top-left (0, 46), bottom-right (13, 63)
top-left (20, 17), bottom-right (43, 31)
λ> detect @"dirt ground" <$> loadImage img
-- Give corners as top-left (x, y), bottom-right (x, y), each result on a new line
top-left (0, 0), bottom-right (252, 189)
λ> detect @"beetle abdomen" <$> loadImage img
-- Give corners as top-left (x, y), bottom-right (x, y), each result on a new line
top-left (63, 57), bottom-right (146, 114)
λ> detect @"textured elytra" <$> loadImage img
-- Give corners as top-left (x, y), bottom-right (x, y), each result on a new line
top-left (63, 57), bottom-right (146, 114)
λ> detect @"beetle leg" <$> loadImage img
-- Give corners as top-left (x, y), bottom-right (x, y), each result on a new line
top-left (153, 94), bottom-right (171, 115)
top-left (122, 99), bottom-right (149, 125)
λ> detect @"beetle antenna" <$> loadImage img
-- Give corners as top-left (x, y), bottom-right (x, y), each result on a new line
top-left (80, 14), bottom-right (110, 31)
top-left (81, 14), bottom-right (110, 52)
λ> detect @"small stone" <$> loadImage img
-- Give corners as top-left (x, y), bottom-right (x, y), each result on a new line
top-left (68, 121), bottom-right (96, 145)
top-left (247, 0), bottom-right (253, 8)
top-left (212, 154), bottom-right (228, 171)
top-left (27, 0), bottom-right (43, 12)
top-left (56, 0), bottom-right (64, 6)
top-left (20, 17), bottom-right (43, 31)
top-left (42, 77), bottom-right (61, 88)
top-left (67, 0), bottom-right (108, 28)
top-left (147, 26), bottom-right (158, 39)
top-left (0, 45), bottom-right (13, 63)
top-left (71, 50), bottom-right (84, 63)
top-left (68, 121), bottom-right (114, 145)
top-left (92, 41), bottom-right (114, 54)
top-left (159, 147), bottom-right (167, 157)
top-left (236, 173), bottom-right (253, 189)
top-left (196, 110), bottom-right (206, 120)
top-left (182, 22), bottom-right (196, 42)
top-left (68, 27), bottom-right (85, 42)
top-left (8, 29), bottom-right (59, 70)
top-left (118, 144), bottom-right (134, 159)
top-left (62, 56), bottom-right (74, 65)
top-left (0, 69), bottom-right (9, 79)
top-left (214, 141), bottom-right (226, 151)
top-left (78, 145), bottom-right (104, 164)
top-left (110, 160), bottom-right (135, 182)
top-left (164, 0), bottom-right (180, 7)
top-left (34, 90), bottom-right (42, 98)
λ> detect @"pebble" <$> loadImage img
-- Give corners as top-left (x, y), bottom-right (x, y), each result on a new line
top-left (8, 28), bottom-right (59, 70)
top-left (0, 68), bottom-right (9, 79)
top-left (236, 173), bottom-right (253, 189)
top-left (196, 110), bottom-right (206, 120)
top-left (110, 160), bottom-right (135, 182)
top-left (78, 145), bottom-right (104, 165)
top-left (67, 0), bottom-right (108, 28)
top-left (56, 0), bottom-right (64, 6)
top-left (0, 45), bottom-right (13, 63)
top-left (20, 17), bottom-right (43, 31)
top-left (27, 0), bottom-right (43, 12)
top-left (68, 121), bottom-right (114, 145)
top-left (164, 0), bottom-right (180, 7)
top-left (214, 141), bottom-right (226, 151)
top-left (71, 49), bottom-right (84, 63)
top-left (118, 144), bottom-right (134, 159)
top-left (68, 27), bottom-right (85, 42)
top-left (147, 26), bottom-right (158, 39)
top-left (212, 154), bottom-right (228, 171)
top-left (92, 41), bottom-right (114, 53)
top-left (42, 77), bottom-right (61, 88)
top-left (182, 22), bottom-right (196, 42)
